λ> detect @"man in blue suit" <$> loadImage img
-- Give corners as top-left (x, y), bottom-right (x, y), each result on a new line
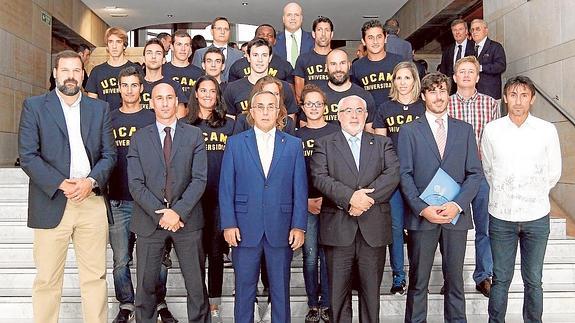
top-left (470, 19), bottom-right (506, 101)
top-left (19, 50), bottom-right (117, 323)
top-left (274, 2), bottom-right (314, 67)
top-left (397, 72), bottom-right (483, 323)
top-left (219, 90), bottom-right (307, 323)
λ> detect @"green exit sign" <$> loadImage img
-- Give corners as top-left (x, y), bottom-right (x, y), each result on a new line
top-left (41, 11), bottom-right (51, 26)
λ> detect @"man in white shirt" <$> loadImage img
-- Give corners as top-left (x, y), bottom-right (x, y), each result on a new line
top-left (481, 75), bottom-right (561, 323)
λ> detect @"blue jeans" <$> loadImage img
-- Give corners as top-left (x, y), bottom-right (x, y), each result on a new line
top-left (471, 178), bottom-right (493, 284)
top-left (109, 200), bottom-right (169, 309)
top-left (488, 215), bottom-right (550, 323)
top-left (389, 189), bottom-right (406, 284)
top-left (302, 212), bottom-right (329, 308)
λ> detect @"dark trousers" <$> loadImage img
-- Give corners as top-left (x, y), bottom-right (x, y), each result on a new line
top-left (135, 228), bottom-right (209, 323)
top-left (488, 215), bottom-right (550, 323)
top-left (405, 227), bottom-right (468, 323)
top-left (202, 203), bottom-right (225, 301)
top-left (324, 231), bottom-right (386, 323)
top-left (233, 235), bottom-right (293, 323)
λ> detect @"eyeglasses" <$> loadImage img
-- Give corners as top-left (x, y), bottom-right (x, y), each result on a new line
top-left (252, 104), bottom-right (279, 112)
top-left (303, 101), bottom-right (324, 109)
top-left (339, 107), bottom-right (366, 115)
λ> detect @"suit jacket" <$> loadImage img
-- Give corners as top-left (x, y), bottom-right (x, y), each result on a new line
top-left (127, 120), bottom-right (207, 237)
top-left (475, 38), bottom-right (506, 99)
top-left (273, 30), bottom-right (314, 62)
top-left (311, 131), bottom-right (400, 248)
top-left (397, 115), bottom-right (483, 231)
top-left (18, 91), bottom-right (117, 229)
top-left (192, 45), bottom-right (244, 82)
top-left (219, 129), bottom-right (307, 248)
top-left (439, 39), bottom-right (476, 79)
top-left (385, 34), bottom-right (413, 62)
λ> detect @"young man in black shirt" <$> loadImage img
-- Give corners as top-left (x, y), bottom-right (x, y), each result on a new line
top-left (228, 24), bottom-right (294, 84)
top-left (350, 20), bottom-right (403, 106)
top-left (294, 17), bottom-right (333, 103)
top-left (163, 30), bottom-right (204, 95)
top-left (86, 27), bottom-right (142, 111)
top-left (109, 66), bottom-right (177, 323)
top-left (223, 38), bottom-right (298, 117)
top-left (202, 47), bottom-right (226, 85)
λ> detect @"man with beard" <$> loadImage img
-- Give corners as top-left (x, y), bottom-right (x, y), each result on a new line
top-left (398, 73), bottom-right (482, 322)
top-left (18, 50), bottom-right (117, 323)
top-left (317, 49), bottom-right (376, 131)
top-left (293, 16), bottom-right (333, 104)
top-left (228, 24), bottom-right (294, 84)
top-left (86, 27), bottom-right (142, 111)
top-left (163, 30), bottom-right (204, 95)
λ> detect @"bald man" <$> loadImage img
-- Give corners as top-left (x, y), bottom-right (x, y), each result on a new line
top-left (274, 2), bottom-right (314, 67)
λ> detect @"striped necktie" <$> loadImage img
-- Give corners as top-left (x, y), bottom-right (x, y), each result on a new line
top-left (435, 118), bottom-right (446, 158)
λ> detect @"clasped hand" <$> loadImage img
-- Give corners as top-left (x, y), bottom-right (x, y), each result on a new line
top-left (156, 208), bottom-right (184, 232)
top-left (420, 202), bottom-right (460, 224)
top-left (348, 188), bottom-right (375, 216)
top-left (59, 178), bottom-right (92, 203)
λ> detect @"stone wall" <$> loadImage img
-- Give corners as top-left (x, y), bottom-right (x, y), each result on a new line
top-left (0, 0), bottom-right (108, 165)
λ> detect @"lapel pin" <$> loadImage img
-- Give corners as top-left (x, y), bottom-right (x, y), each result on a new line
top-left (281, 138), bottom-right (285, 143)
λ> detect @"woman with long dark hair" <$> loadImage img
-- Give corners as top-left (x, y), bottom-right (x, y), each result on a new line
top-left (187, 75), bottom-right (234, 323)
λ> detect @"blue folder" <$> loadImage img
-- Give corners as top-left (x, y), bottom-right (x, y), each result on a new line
top-left (419, 167), bottom-right (461, 224)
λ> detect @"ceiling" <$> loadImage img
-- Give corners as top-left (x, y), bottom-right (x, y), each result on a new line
top-left (82, 0), bottom-right (408, 40)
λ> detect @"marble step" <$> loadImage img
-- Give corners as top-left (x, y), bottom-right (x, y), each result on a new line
top-left (1, 289), bottom-right (575, 319)
top-left (2, 261), bottom-right (575, 294)
top-left (0, 168), bottom-right (28, 184)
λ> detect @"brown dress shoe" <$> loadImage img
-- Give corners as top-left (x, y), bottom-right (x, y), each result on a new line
top-left (476, 278), bottom-right (492, 298)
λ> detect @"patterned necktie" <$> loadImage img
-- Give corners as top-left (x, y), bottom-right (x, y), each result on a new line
top-left (435, 119), bottom-right (446, 159)
top-left (475, 44), bottom-right (480, 57)
top-left (290, 33), bottom-right (298, 68)
top-left (163, 127), bottom-right (173, 202)
top-left (456, 44), bottom-right (462, 62)
top-left (348, 136), bottom-right (360, 170)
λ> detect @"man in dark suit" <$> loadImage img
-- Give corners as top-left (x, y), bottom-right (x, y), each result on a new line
top-left (470, 19), bottom-right (507, 101)
top-left (439, 19), bottom-right (476, 94)
top-left (219, 90), bottom-right (307, 323)
top-left (311, 95), bottom-right (400, 323)
top-left (127, 83), bottom-right (210, 323)
top-left (397, 73), bottom-right (483, 322)
top-left (192, 16), bottom-right (244, 82)
top-left (384, 18), bottom-right (413, 61)
top-left (274, 2), bottom-right (314, 67)
top-left (19, 50), bottom-right (117, 323)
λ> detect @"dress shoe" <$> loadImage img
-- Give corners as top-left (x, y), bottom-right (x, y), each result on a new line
top-left (476, 278), bottom-right (492, 298)
top-left (158, 307), bottom-right (179, 323)
top-left (112, 309), bottom-right (134, 323)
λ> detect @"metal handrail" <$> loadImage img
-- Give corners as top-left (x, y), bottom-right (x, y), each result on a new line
top-left (532, 82), bottom-right (575, 126)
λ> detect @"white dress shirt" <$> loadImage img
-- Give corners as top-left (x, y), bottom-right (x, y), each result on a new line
top-left (254, 126), bottom-right (276, 177)
top-left (481, 114), bottom-right (562, 222)
top-left (425, 111), bottom-right (449, 138)
top-left (284, 29), bottom-right (302, 58)
top-left (453, 38), bottom-right (469, 66)
top-left (341, 129), bottom-right (363, 167)
top-left (55, 90), bottom-right (91, 179)
top-left (156, 120), bottom-right (177, 148)
top-left (475, 37), bottom-right (487, 57)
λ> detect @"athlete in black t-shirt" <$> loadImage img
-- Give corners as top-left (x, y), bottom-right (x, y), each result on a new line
top-left (350, 20), bottom-right (403, 106)
top-left (86, 27), bottom-right (142, 111)
top-left (223, 39), bottom-right (298, 116)
top-left (162, 30), bottom-right (204, 95)
top-left (294, 17), bottom-right (334, 104)
top-left (186, 75), bottom-right (235, 320)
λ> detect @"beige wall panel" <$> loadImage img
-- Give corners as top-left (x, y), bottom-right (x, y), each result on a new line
top-left (32, 47), bottom-right (49, 88)
top-left (502, 2), bottom-right (530, 61)
top-left (32, 0), bottom-right (50, 10)
top-left (13, 39), bottom-right (34, 85)
top-left (0, 133), bottom-right (17, 165)
top-left (50, 0), bottom-right (73, 27)
top-left (555, 121), bottom-right (575, 184)
top-left (0, 0), bottom-right (33, 41)
top-left (551, 183), bottom-right (575, 217)
top-left (0, 86), bottom-right (15, 133)
top-left (560, 56), bottom-right (575, 118)
top-left (90, 13), bottom-right (107, 47)
top-left (560, 0), bottom-right (575, 43)
top-left (32, 3), bottom-right (52, 52)
top-left (529, 0), bottom-right (561, 54)
top-left (72, 1), bottom-right (91, 42)
top-left (0, 29), bottom-right (15, 78)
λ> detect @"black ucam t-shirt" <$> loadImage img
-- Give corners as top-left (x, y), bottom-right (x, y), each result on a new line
top-left (373, 99), bottom-right (425, 148)
top-left (350, 53), bottom-right (403, 106)
top-left (192, 117), bottom-right (235, 200)
top-left (228, 55), bottom-right (295, 84)
top-left (86, 61), bottom-right (143, 111)
top-left (109, 108), bottom-right (156, 201)
top-left (141, 76), bottom-right (188, 110)
top-left (307, 83), bottom-right (376, 124)
top-left (223, 77), bottom-right (298, 116)
top-left (293, 50), bottom-right (329, 86)
top-left (162, 62), bottom-right (204, 95)
top-left (296, 123), bottom-right (340, 198)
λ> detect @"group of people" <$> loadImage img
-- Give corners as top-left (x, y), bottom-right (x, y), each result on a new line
top-left (18, 2), bottom-right (561, 323)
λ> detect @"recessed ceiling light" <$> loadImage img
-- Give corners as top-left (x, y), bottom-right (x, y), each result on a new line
top-left (167, 14), bottom-right (174, 18)
top-left (110, 13), bottom-right (128, 17)
top-left (362, 15), bottom-right (379, 19)
top-left (242, 2), bottom-right (248, 5)
top-left (105, 6), bottom-right (124, 11)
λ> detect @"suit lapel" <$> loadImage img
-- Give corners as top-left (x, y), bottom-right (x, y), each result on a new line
top-left (79, 96), bottom-right (92, 144)
top-left (244, 129), bottom-right (266, 179)
top-left (443, 117), bottom-right (458, 160)
top-left (149, 125), bottom-right (166, 168)
top-left (334, 132), bottom-right (359, 177)
top-left (479, 38), bottom-right (491, 60)
top-left (45, 91), bottom-right (69, 139)
top-left (415, 115), bottom-right (442, 162)
top-left (169, 121), bottom-right (183, 162)
top-left (358, 132), bottom-right (374, 180)
top-left (267, 131), bottom-right (287, 179)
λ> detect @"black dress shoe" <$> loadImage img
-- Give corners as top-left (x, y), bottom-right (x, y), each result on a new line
top-left (476, 278), bottom-right (492, 298)
top-left (158, 308), bottom-right (179, 323)
top-left (112, 309), bottom-right (134, 323)
top-left (439, 285), bottom-right (445, 295)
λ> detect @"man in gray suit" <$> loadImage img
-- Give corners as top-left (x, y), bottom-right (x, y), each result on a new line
top-left (19, 50), bottom-right (117, 323)
top-left (192, 16), bottom-right (244, 82)
top-left (311, 95), bottom-right (400, 323)
top-left (384, 18), bottom-right (413, 62)
top-left (127, 82), bottom-right (209, 323)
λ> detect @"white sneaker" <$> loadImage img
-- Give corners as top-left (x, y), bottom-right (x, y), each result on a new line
top-left (254, 302), bottom-right (262, 322)
top-left (211, 309), bottom-right (223, 323)
top-left (260, 303), bottom-right (271, 322)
